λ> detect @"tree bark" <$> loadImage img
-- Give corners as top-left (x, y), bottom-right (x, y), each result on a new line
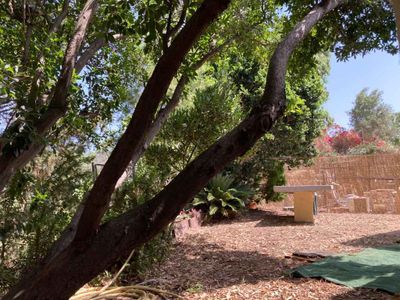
top-left (73, 0), bottom-right (232, 243)
top-left (3, 1), bottom-right (345, 299)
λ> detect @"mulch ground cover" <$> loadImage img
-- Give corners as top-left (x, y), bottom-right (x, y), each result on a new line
top-left (145, 205), bottom-right (400, 299)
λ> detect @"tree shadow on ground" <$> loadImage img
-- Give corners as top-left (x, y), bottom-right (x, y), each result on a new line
top-left (200, 209), bottom-right (274, 225)
top-left (158, 237), bottom-right (285, 291)
top-left (248, 209), bottom-right (316, 227)
top-left (255, 214), bottom-right (314, 227)
top-left (203, 209), bottom-right (307, 227)
top-left (342, 230), bottom-right (400, 248)
top-left (150, 236), bottom-right (390, 299)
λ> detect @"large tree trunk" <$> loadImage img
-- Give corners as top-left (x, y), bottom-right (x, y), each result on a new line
top-left (3, 0), bottom-right (345, 299)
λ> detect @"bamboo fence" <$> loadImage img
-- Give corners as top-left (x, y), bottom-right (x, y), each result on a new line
top-left (285, 153), bottom-right (400, 214)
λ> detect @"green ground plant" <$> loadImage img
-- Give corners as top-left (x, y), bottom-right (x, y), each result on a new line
top-left (193, 174), bottom-right (253, 219)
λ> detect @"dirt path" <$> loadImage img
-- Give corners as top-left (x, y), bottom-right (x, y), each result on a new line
top-left (146, 207), bottom-right (400, 299)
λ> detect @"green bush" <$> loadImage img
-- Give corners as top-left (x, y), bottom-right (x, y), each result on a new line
top-left (263, 161), bottom-right (286, 202)
top-left (192, 174), bottom-right (252, 219)
top-left (0, 145), bottom-right (93, 291)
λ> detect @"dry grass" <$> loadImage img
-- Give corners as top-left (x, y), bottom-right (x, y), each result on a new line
top-left (145, 205), bottom-right (400, 300)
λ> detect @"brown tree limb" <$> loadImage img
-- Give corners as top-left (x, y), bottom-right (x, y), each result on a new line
top-left (26, 33), bottom-right (123, 113)
top-left (22, 22), bottom-right (33, 65)
top-left (162, 0), bottom-right (174, 52)
top-left (73, 0), bottom-right (232, 243)
top-left (7, 0), bottom-right (15, 17)
top-left (48, 0), bottom-right (69, 35)
top-left (22, 0), bottom-right (26, 24)
top-left (163, 0), bottom-right (189, 52)
top-left (75, 34), bottom-right (124, 74)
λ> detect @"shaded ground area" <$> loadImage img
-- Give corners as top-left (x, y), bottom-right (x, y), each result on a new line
top-left (146, 206), bottom-right (400, 299)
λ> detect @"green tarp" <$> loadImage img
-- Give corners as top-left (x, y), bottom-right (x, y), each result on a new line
top-left (292, 245), bottom-right (400, 294)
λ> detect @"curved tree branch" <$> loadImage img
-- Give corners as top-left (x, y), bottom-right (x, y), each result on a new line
top-left (49, 0), bottom-right (69, 35)
top-left (163, 0), bottom-right (189, 52)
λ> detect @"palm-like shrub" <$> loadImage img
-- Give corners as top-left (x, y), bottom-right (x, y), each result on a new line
top-left (192, 174), bottom-right (252, 219)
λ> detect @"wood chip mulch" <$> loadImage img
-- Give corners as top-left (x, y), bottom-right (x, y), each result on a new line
top-left (145, 205), bottom-right (400, 300)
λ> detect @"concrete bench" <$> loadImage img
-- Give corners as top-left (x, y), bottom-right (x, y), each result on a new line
top-left (273, 185), bottom-right (333, 223)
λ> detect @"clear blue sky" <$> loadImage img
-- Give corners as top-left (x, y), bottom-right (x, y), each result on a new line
top-left (325, 51), bottom-right (400, 128)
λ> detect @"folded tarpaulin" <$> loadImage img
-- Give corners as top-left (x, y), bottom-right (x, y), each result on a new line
top-left (292, 244), bottom-right (400, 294)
